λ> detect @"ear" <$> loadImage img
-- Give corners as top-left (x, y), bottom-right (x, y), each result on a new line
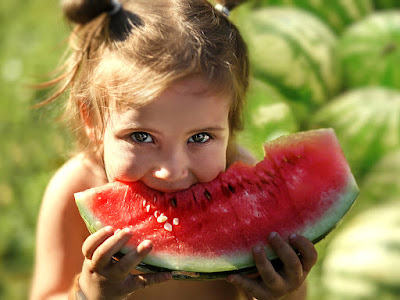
top-left (79, 101), bottom-right (98, 142)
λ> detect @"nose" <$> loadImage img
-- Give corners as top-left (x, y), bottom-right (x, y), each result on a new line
top-left (153, 148), bottom-right (189, 182)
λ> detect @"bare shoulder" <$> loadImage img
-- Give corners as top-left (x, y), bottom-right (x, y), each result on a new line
top-left (46, 152), bottom-right (107, 194)
top-left (31, 153), bottom-right (107, 299)
top-left (36, 152), bottom-right (107, 244)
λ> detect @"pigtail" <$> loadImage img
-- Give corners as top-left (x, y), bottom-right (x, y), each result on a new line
top-left (62, 0), bottom-right (115, 24)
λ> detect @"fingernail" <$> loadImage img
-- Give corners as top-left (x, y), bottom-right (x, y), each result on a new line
top-left (123, 227), bottom-right (133, 234)
top-left (141, 240), bottom-right (153, 250)
top-left (252, 245), bottom-right (262, 254)
top-left (269, 231), bottom-right (278, 239)
top-left (104, 226), bottom-right (113, 233)
top-left (289, 233), bottom-right (297, 240)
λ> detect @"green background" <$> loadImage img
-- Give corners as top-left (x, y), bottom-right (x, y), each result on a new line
top-left (0, 1), bottom-right (72, 298)
top-left (1, 1), bottom-right (399, 299)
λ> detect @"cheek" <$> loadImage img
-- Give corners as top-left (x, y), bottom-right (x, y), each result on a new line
top-left (103, 138), bottom-right (144, 182)
top-left (193, 144), bottom-right (227, 183)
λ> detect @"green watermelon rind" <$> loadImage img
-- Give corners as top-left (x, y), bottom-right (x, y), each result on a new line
top-left (338, 11), bottom-right (400, 90)
top-left (76, 190), bottom-right (105, 235)
top-left (256, 0), bottom-right (374, 33)
top-left (75, 172), bottom-right (358, 275)
top-left (242, 7), bottom-right (341, 110)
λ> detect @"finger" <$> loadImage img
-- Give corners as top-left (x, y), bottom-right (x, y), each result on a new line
top-left (91, 227), bottom-right (133, 270)
top-left (289, 234), bottom-right (318, 274)
top-left (116, 240), bottom-right (153, 274)
top-left (269, 232), bottom-right (303, 284)
top-left (227, 274), bottom-right (267, 299)
top-left (82, 226), bottom-right (114, 259)
top-left (126, 272), bottom-right (172, 293)
top-left (252, 244), bottom-right (284, 290)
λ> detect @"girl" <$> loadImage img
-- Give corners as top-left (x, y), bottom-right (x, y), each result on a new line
top-left (30, 0), bottom-right (317, 299)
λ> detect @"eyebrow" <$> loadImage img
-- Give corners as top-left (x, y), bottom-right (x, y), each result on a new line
top-left (187, 126), bottom-right (227, 134)
top-left (113, 123), bottom-right (227, 136)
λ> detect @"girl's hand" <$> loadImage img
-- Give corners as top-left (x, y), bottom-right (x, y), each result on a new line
top-left (227, 232), bottom-right (318, 300)
top-left (79, 226), bottom-right (171, 300)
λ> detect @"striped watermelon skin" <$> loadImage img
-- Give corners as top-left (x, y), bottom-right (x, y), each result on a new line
top-left (238, 78), bottom-right (298, 159)
top-left (339, 11), bottom-right (400, 90)
top-left (257, 0), bottom-right (373, 33)
top-left (361, 150), bottom-right (400, 208)
top-left (322, 200), bottom-right (400, 300)
top-left (310, 87), bottom-right (400, 179)
top-left (240, 8), bottom-right (341, 115)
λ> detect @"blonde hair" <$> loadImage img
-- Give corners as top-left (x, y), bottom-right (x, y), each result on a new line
top-left (41, 0), bottom-right (249, 155)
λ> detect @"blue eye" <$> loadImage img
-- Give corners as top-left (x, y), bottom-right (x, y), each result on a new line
top-left (188, 133), bottom-right (211, 143)
top-left (131, 132), bottom-right (153, 143)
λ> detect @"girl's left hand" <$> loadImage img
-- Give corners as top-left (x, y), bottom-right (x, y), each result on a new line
top-left (227, 232), bottom-right (318, 300)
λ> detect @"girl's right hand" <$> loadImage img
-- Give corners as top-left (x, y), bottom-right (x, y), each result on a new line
top-left (79, 226), bottom-right (172, 300)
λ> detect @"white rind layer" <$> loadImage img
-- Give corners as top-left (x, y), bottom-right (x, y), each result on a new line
top-left (75, 174), bottom-right (359, 273)
top-left (139, 174), bottom-right (359, 272)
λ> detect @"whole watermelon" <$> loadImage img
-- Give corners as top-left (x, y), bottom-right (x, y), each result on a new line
top-left (256, 0), bottom-right (373, 34)
top-left (339, 11), bottom-right (400, 90)
top-left (322, 200), bottom-right (400, 300)
top-left (310, 87), bottom-right (400, 179)
top-left (360, 150), bottom-right (400, 209)
top-left (238, 8), bottom-right (341, 121)
top-left (238, 78), bottom-right (298, 159)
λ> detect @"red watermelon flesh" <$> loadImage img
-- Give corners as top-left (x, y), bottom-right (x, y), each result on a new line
top-left (75, 128), bottom-right (359, 273)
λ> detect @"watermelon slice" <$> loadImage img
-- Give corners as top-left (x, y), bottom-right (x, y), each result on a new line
top-left (75, 128), bottom-right (358, 278)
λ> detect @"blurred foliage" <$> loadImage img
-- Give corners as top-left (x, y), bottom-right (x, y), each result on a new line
top-left (0, 0), bottom-right (73, 298)
top-left (1, 0), bottom-right (400, 299)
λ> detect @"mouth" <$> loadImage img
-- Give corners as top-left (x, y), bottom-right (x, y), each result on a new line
top-left (149, 186), bottom-right (190, 193)
top-left (140, 180), bottom-right (195, 194)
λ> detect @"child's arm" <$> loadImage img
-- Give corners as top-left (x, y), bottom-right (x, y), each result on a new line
top-left (227, 232), bottom-right (318, 300)
top-left (30, 155), bottom-right (171, 299)
top-left (30, 156), bottom-right (95, 299)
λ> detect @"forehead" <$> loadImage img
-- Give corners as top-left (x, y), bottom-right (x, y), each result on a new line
top-left (108, 76), bottom-right (231, 129)
top-left (97, 53), bottom-right (234, 106)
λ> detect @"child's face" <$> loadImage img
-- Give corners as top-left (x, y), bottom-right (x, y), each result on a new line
top-left (102, 77), bottom-right (231, 192)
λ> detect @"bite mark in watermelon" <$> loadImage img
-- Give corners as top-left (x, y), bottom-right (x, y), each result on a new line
top-left (75, 129), bottom-right (359, 277)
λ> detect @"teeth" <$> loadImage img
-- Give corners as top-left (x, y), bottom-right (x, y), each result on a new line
top-left (173, 218), bottom-right (179, 225)
top-left (157, 214), bottom-right (168, 223)
top-left (164, 222), bottom-right (172, 232)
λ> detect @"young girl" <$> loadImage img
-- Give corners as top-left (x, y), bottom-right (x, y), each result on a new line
top-left (30, 0), bottom-right (317, 299)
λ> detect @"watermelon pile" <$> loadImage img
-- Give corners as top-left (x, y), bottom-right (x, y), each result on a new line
top-left (231, 1), bottom-right (400, 298)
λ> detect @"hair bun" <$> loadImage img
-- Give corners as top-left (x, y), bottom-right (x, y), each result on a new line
top-left (62, 0), bottom-right (113, 24)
